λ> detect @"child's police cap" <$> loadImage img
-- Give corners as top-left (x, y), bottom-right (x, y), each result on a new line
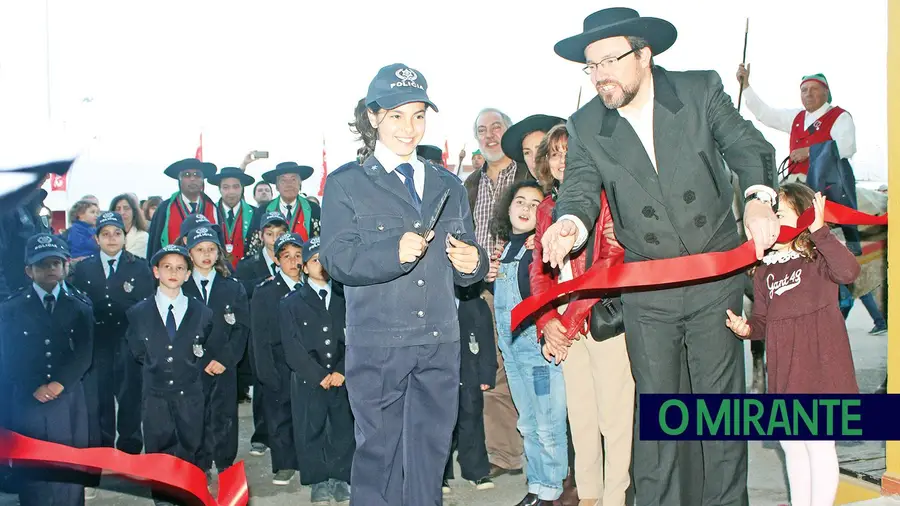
top-left (260, 211), bottom-right (288, 230)
top-left (186, 226), bottom-right (222, 250)
top-left (179, 213), bottom-right (213, 238)
top-left (274, 233), bottom-right (304, 256)
top-left (25, 233), bottom-right (69, 265)
top-left (301, 236), bottom-right (321, 263)
top-left (95, 211), bottom-right (126, 235)
top-left (365, 63), bottom-right (438, 113)
top-left (151, 244), bottom-right (192, 268)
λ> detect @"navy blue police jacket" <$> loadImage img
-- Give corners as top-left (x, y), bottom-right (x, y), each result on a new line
top-left (319, 156), bottom-right (489, 348)
top-left (0, 284), bottom-right (94, 404)
top-left (182, 273), bottom-right (250, 370)
top-left (235, 252), bottom-right (274, 300)
top-left (250, 275), bottom-right (293, 389)
top-left (279, 282), bottom-right (346, 386)
top-left (70, 251), bottom-right (155, 341)
top-left (125, 296), bottom-right (214, 394)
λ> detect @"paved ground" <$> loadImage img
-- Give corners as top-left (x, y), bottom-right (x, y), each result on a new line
top-left (0, 303), bottom-right (887, 505)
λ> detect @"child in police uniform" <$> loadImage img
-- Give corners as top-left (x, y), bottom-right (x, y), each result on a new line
top-left (182, 226), bottom-right (250, 478)
top-left (0, 233), bottom-right (93, 506)
top-left (279, 236), bottom-right (353, 504)
top-left (71, 211), bottom-right (154, 457)
top-left (125, 244), bottom-right (214, 505)
top-left (250, 232), bottom-right (304, 485)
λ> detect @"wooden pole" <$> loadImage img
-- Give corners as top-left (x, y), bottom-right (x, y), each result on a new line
top-left (737, 18), bottom-right (749, 112)
top-left (576, 86), bottom-right (583, 110)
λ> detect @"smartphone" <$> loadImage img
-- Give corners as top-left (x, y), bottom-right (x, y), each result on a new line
top-left (252, 150), bottom-right (269, 159)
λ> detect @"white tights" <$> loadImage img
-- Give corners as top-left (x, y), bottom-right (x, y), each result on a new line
top-left (779, 440), bottom-right (839, 506)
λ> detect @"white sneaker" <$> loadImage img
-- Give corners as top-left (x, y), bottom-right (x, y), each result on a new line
top-left (84, 487), bottom-right (97, 500)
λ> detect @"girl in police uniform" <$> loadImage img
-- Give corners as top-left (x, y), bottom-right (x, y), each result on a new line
top-left (182, 227), bottom-right (250, 478)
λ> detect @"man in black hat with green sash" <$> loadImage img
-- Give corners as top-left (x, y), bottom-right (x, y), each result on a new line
top-left (249, 162), bottom-right (321, 243)
top-left (207, 167), bottom-right (257, 269)
top-left (540, 7), bottom-right (780, 506)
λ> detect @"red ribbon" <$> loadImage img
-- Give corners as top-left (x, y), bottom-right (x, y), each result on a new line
top-left (0, 429), bottom-right (248, 506)
top-left (511, 201), bottom-right (888, 330)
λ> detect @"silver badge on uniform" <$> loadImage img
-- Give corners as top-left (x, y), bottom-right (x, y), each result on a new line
top-left (193, 343), bottom-right (205, 358)
top-left (468, 334), bottom-right (480, 355)
top-left (224, 304), bottom-right (236, 325)
top-left (123, 281), bottom-right (134, 293)
top-left (226, 244), bottom-right (234, 254)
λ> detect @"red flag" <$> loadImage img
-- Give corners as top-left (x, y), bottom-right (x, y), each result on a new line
top-left (318, 136), bottom-right (327, 197)
top-left (195, 133), bottom-right (203, 161)
top-left (49, 173), bottom-right (67, 192)
top-left (442, 140), bottom-right (449, 168)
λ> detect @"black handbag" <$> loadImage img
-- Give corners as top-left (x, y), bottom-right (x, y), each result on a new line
top-left (582, 222), bottom-right (625, 342)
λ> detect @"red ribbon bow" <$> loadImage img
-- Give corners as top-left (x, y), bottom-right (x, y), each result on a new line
top-left (511, 201), bottom-right (887, 330)
top-left (0, 429), bottom-right (248, 506)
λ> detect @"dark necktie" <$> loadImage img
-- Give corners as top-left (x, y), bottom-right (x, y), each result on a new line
top-left (285, 204), bottom-right (293, 224)
top-left (190, 202), bottom-right (198, 214)
top-left (319, 289), bottom-right (328, 307)
top-left (44, 294), bottom-right (55, 315)
top-left (294, 283), bottom-right (302, 292)
top-left (395, 163), bottom-right (421, 210)
top-left (166, 304), bottom-right (177, 340)
top-left (107, 259), bottom-right (116, 279)
top-left (270, 262), bottom-right (278, 276)
top-left (200, 279), bottom-right (209, 303)
top-left (227, 209), bottom-right (235, 228)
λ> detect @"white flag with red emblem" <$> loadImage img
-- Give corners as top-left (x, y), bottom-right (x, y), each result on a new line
top-left (195, 133), bottom-right (203, 161)
top-left (50, 173), bottom-right (67, 192)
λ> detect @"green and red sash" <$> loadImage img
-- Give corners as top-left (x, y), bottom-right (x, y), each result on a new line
top-left (161, 192), bottom-right (219, 248)
top-left (220, 200), bottom-right (254, 268)
top-left (265, 196), bottom-right (312, 241)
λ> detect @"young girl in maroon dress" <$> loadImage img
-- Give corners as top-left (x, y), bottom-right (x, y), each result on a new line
top-left (725, 182), bottom-right (860, 506)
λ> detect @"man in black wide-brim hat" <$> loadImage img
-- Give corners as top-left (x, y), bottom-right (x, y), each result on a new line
top-left (540, 7), bottom-right (780, 506)
top-left (501, 114), bottom-right (565, 180)
top-left (248, 162), bottom-right (321, 243)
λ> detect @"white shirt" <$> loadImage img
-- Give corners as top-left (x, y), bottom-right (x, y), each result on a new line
top-left (262, 248), bottom-right (278, 276)
top-left (280, 271), bottom-right (302, 291)
top-left (100, 250), bottom-right (123, 278)
top-left (125, 227), bottom-right (149, 259)
top-left (155, 288), bottom-right (188, 330)
top-left (279, 198), bottom-right (298, 220)
top-left (374, 141), bottom-right (425, 199)
top-left (33, 282), bottom-right (62, 303)
top-left (307, 278), bottom-right (332, 309)
top-left (192, 269), bottom-right (217, 303)
top-left (743, 86), bottom-right (856, 159)
top-left (182, 195), bottom-right (201, 212)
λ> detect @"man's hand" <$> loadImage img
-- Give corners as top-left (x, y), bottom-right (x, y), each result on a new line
top-left (809, 192), bottom-right (826, 233)
top-left (240, 151), bottom-right (258, 171)
top-left (399, 231), bottom-right (433, 264)
top-left (484, 259), bottom-right (500, 283)
top-left (447, 235), bottom-right (480, 274)
top-left (725, 309), bottom-right (751, 337)
top-left (204, 360), bottom-right (226, 375)
top-left (330, 372), bottom-right (345, 387)
top-left (458, 148), bottom-right (466, 161)
top-left (541, 219), bottom-right (579, 268)
top-left (736, 63), bottom-right (751, 90)
top-left (480, 384), bottom-right (491, 391)
top-left (789, 147), bottom-right (810, 163)
top-left (743, 199), bottom-right (780, 259)
top-left (33, 385), bottom-right (57, 403)
top-left (542, 319), bottom-right (569, 352)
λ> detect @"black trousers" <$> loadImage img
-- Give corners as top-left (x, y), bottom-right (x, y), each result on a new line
top-left (443, 385), bottom-right (489, 482)
top-left (236, 344), bottom-right (253, 397)
top-left (260, 362), bottom-right (297, 473)
top-left (624, 274), bottom-right (748, 506)
top-left (9, 383), bottom-right (89, 506)
top-left (248, 340), bottom-right (268, 446)
top-left (345, 343), bottom-right (459, 506)
top-left (196, 369), bottom-right (239, 472)
top-left (84, 337), bottom-right (143, 454)
top-left (143, 387), bottom-right (204, 505)
top-left (290, 373), bottom-right (354, 485)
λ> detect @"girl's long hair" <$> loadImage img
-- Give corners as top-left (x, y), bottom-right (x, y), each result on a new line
top-left (349, 98), bottom-right (382, 161)
top-left (190, 243), bottom-right (231, 278)
top-left (490, 180), bottom-right (545, 242)
top-left (534, 124), bottom-right (569, 193)
top-left (779, 182), bottom-right (818, 261)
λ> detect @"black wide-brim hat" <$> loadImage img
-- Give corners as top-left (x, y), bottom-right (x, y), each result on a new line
top-left (164, 158), bottom-right (217, 180)
top-left (416, 145), bottom-right (443, 163)
top-left (554, 7), bottom-right (677, 64)
top-left (262, 162), bottom-right (314, 184)
top-left (501, 115), bottom-right (565, 164)
top-left (208, 166), bottom-right (255, 186)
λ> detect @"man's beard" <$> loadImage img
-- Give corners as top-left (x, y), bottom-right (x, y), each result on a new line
top-left (597, 79), bottom-right (641, 110)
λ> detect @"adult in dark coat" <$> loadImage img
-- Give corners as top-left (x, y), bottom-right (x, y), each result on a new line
top-left (0, 188), bottom-right (50, 298)
top-left (70, 212), bottom-right (155, 455)
top-left (247, 162), bottom-right (321, 244)
top-left (208, 167), bottom-right (258, 268)
top-left (541, 8), bottom-right (780, 506)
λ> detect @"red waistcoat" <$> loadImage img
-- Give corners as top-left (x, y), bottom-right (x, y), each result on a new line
top-left (787, 106), bottom-right (845, 175)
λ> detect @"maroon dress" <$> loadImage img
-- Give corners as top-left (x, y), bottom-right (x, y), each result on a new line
top-left (746, 227), bottom-right (861, 394)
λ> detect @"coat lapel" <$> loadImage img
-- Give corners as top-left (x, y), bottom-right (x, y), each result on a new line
top-left (420, 161), bottom-right (447, 219)
top-left (651, 67), bottom-right (687, 196)
top-left (363, 157), bottom-right (419, 213)
top-left (593, 104), bottom-right (664, 204)
top-left (175, 302), bottom-right (200, 343)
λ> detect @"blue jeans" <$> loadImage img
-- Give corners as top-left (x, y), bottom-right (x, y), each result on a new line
top-left (494, 244), bottom-right (568, 500)
top-left (841, 289), bottom-right (886, 328)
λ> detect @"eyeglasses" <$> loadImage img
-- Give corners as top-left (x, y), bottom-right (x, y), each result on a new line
top-left (582, 48), bottom-right (639, 75)
top-left (180, 171), bottom-right (204, 179)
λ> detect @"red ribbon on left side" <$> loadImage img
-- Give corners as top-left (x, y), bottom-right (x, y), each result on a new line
top-left (0, 429), bottom-right (248, 506)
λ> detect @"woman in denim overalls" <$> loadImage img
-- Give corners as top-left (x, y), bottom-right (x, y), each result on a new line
top-left (489, 181), bottom-right (568, 505)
